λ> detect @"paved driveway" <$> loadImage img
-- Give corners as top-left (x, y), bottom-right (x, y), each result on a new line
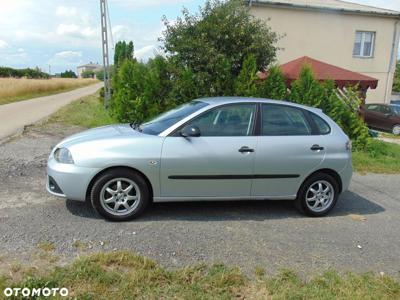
top-left (0, 124), bottom-right (399, 277)
top-left (0, 82), bottom-right (102, 140)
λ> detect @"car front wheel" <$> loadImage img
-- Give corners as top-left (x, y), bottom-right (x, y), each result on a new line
top-left (90, 168), bottom-right (150, 221)
top-left (392, 124), bottom-right (400, 135)
top-left (296, 173), bottom-right (339, 217)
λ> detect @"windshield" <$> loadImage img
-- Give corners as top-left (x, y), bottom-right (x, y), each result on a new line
top-left (391, 105), bottom-right (400, 116)
top-left (139, 101), bottom-right (209, 135)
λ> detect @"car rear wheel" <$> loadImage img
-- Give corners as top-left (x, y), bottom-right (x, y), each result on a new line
top-left (392, 125), bottom-right (400, 135)
top-left (91, 168), bottom-right (150, 221)
top-left (295, 172), bottom-right (339, 217)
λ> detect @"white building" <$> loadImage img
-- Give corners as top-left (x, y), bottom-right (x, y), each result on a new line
top-left (249, 0), bottom-right (400, 103)
top-left (76, 62), bottom-right (102, 78)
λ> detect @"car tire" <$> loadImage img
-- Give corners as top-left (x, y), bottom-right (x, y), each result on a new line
top-left (295, 172), bottom-right (339, 217)
top-left (392, 124), bottom-right (400, 135)
top-left (90, 168), bottom-right (150, 221)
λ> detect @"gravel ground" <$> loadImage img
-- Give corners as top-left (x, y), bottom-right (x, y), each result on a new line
top-left (0, 124), bottom-right (399, 277)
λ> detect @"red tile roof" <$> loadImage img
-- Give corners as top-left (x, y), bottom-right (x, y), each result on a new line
top-left (259, 56), bottom-right (378, 90)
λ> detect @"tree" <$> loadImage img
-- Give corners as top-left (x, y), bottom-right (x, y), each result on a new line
top-left (111, 60), bottom-right (148, 122)
top-left (234, 54), bottom-right (258, 96)
top-left (81, 70), bottom-right (95, 78)
top-left (289, 65), bottom-right (324, 107)
top-left (392, 61), bottom-right (400, 93)
top-left (114, 41), bottom-right (135, 68)
top-left (143, 56), bottom-right (173, 116)
top-left (161, 0), bottom-right (277, 97)
top-left (258, 66), bottom-right (287, 99)
top-left (60, 70), bottom-right (77, 78)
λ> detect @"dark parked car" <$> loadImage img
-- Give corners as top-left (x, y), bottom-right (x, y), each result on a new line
top-left (359, 103), bottom-right (400, 135)
top-left (391, 100), bottom-right (400, 105)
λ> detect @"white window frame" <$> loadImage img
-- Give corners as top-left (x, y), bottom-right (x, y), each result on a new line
top-left (353, 31), bottom-right (375, 58)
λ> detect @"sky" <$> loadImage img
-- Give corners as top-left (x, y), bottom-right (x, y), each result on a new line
top-left (0, 0), bottom-right (399, 74)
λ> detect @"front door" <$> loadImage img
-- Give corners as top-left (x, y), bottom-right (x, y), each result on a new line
top-left (160, 103), bottom-right (257, 198)
top-left (251, 104), bottom-right (326, 198)
top-left (364, 104), bottom-right (384, 128)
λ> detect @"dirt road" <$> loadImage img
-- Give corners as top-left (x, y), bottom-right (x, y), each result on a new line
top-left (0, 82), bottom-right (102, 140)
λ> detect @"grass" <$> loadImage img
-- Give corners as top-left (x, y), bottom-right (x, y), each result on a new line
top-left (380, 132), bottom-right (400, 140)
top-left (36, 241), bottom-right (55, 252)
top-left (0, 251), bottom-right (399, 299)
top-left (0, 78), bottom-right (98, 105)
top-left (46, 92), bottom-right (116, 128)
top-left (353, 139), bottom-right (400, 174)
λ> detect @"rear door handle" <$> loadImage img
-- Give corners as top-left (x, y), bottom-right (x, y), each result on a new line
top-left (239, 146), bottom-right (254, 153)
top-left (311, 144), bottom-right (324, 151)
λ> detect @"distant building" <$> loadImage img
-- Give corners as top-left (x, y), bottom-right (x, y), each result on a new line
top-left (76, 62), bottom-right (102, 78)
top-left (248, 0), bottom-right (400, 104)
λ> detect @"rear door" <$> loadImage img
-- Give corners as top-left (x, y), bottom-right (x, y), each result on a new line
top-left (379, 105), bottom-right (395, 131)
top-left (160, 103), bottom-right (258, 198)
top-left (251, 104), bottom-right (326, 198)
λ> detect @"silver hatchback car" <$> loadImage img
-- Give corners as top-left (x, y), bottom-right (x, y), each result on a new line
top-left (47, 97), bottom-right (352, 221)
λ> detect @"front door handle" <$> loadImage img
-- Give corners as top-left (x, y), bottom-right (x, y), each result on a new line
top-left (239, 146), bottom-right (254, 153)
top-left (310, 144), bottom-right (324, 151)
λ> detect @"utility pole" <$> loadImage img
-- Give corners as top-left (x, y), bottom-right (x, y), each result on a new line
top-left (100, 0), bottom-right (111, 108)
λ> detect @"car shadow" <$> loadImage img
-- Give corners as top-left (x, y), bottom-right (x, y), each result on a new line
top-left (65, 190), bottom-right (385, 221)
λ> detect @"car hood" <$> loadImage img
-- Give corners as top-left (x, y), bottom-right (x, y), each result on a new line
top-left (56, 124), bottom-right (142, 148)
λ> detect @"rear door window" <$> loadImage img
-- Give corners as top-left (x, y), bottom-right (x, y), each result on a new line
top-left (379, 105), bottom-right (392, 115)
top-left (366, 104), bottom-right (381, 113)
top-left (309, 113), bottom-right (331, 135)
top-left (261, 104), bottom-right (312, 136)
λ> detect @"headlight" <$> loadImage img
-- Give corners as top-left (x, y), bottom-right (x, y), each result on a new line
top-left (54, 148), bottom-right (74, 164)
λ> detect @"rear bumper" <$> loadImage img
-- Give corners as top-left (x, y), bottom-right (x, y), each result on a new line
top-left (339, 158), bottom-right (353, 192)
top-left (46, 158), bottom-right (101, 202)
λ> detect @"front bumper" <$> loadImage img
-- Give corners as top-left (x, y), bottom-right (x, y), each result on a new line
top-left (46, 158), bottom-right (101, 201)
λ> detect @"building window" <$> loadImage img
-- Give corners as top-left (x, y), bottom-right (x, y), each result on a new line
top-left (353, 31), bottom-right (375, 58)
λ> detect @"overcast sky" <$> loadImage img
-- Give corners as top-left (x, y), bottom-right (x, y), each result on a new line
top-left (0, 0), bottom-right (399, 74)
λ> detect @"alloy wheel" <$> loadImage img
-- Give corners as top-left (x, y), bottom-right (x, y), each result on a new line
top-left (393, 125), bottom-right (400, 135)
top-left (305, 180), bottom-right (335, 213)
top-left (100, 178), bottom-right (141, 216)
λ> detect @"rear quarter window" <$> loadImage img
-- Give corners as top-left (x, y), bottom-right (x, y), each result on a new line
top-left (310, 113), bottom-right (331, 135)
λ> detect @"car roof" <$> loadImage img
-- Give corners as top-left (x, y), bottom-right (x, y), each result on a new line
top-left (366, 103), bottom-right (389, 106)
top-left (195, 97), bottom-right (322, 113)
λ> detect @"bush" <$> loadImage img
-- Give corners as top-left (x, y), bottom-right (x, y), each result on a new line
top-left (259, 65), bottom-right (369, 149)
top-left (0, 66), bottom-right (49, 79)
top-left (111, 60), bottom-right (148, 123)
top-left (110, 0), bottom-right (278, 123)
top-left (234, 54), bottom-right (258, 96)
top-left (293, 67), bottom-right (370, 149)
top-left (60, 70), bottom-right (77, 78)
top-left (393, 61), bottom-right (400, 93)
top-left (81, 70), bottom-right (95, 79)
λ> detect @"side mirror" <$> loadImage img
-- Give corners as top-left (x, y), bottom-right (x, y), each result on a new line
top-left (384, 112), bottom-right (393, 118)
top-left (180, 125), bottom-right (201, 137)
